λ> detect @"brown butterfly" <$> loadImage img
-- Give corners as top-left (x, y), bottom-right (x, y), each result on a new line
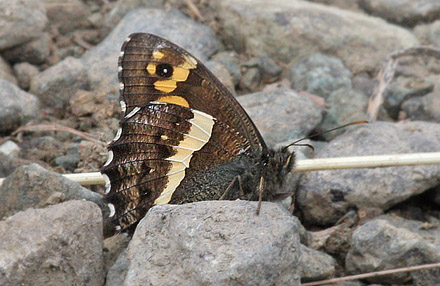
top-left (101, 33), bottom-right (295, 232)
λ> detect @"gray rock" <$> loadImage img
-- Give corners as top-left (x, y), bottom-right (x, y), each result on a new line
top-left (88, 10), bottom-right (103, 28)
top-left (352, 72), bottom-right (375, 97)
top-left (258, 55), bottom-right (283, 83)
top-left (384, 76), bottom-right (433, 119)
top-left (69, 89), bottom-right (100, 117)
top-left (297, 121), bottom-right (440, 225)
top-left (2, 32), bottom-right (51, 65)
top-left (412, 267), bottom-right (440, 286)
top-left (211, 51), bottom-right (242, 85)
top-left (400, 96), bottom-right (427, 121)
top-left (0, 152), bottom-right (28, 178)
top-left (401, 87), bottom-right (440, 123)
top-left (76, 139), bottom-right (109, 172)
top-left (26, 135), bottom-right (63, 162)
top-left (13, 62), bottom-right (39, 90)
top-left (103, 0), bottom-right (164, 30)
top-left (238, 87), bottom-right (323, 146)
top-left (106, 249), bottom-right (129, 286)
top-left (307, 0), bottom-right (364, 12)
top-left (239, 67), bottom-right (261, 91)
top-left (346, 216), bottom-right (440, 284)
top-left (116, 200), bottom-right (301, 286)
top-left (103, 234), bottom-right (130, 275)
top-left (324, 224), bottom-right (354, 261)
top-left (238, 55), bottom-right (282, 90)
top-left (55, 44), bottom-right (85, 60)
top-left (205, 60), bottom-right (236, 95)
top-left (0, 56), bottom-right (17, 84)
top-left (30, 56), bottom-right (89, 111)
top-left (380, 215), bottom-right (440, 251)
top-left (0, 200), bottom-right (104, 286)
top-left (82, 8), bottom-right (219, 96)
top-left (54, 153), bottom-right (80, 172)
top-left (321, 88), bottom-right (368, 140)
top-left (0, 140), bottom-right (20, 157)
top-left (286, 53), bottom-right (352, 99)
top-left (212, 0), bottom-right (419, 73)
top-left (0, 0), bottom-right (47, 50)
top-left (0, 78), bottom-right (39, 133)
top-left (306, 220), bottom-right (353, 251)
top-left (360, 0), bottom-right (440, 27)
top-left (0, 163), bottom-right (104, 220)
top-left (45, 0), bottom-right (91, 33)
top-left (292, 215), bottom-right (309, 244)
top-left (242, 56), bottom-right (283, 84)
top-left (299, 244), bottom-right (336, 282)
top-left (414, 20), bottom-right (440, 48)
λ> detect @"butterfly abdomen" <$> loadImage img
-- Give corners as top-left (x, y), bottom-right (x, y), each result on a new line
top-left (170, 155), bottom-right (257, 203)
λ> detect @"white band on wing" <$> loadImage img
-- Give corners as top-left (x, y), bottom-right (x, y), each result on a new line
top-left (154, 109), bottom-right (215, 205)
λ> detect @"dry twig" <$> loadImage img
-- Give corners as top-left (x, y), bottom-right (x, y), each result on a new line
top-left (73, 32), bottom-right (94, 50)
top-left (367, 46), bottom-right (440, 122)
top-left (13, 123), bottom-right (105, 146)
top-left (2, 152), bottom-right (439, 186)
top-left (295, 152), bottom-right (440, 171)
top-left (302, 262), bottom-right (440, 285)
top-left (184, 0), bottom-right (205, 21)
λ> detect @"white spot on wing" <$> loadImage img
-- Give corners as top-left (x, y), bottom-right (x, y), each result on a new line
top-left (103, 174), bottom-right (111, 194)
top-left (119, 83), bottom-right (124, 90)
top-left (118, 66), bottom-right (123, 72)
top-left (125, 106), bottom-right (141, 118)
top-left (120, 51), bottom-right (125, 57)
top-left (113, 128), bottom-right (122, 142)
top-left (120, 100), bottom-right (126, 113)
top-left (183, 54), bottom-right (198, 68)
top-left (150, 101), bottom-right (166, 105)
top-left (103, 150), bottom-right (114, 167)
top-left (108, 203), bottom-right (116, 217)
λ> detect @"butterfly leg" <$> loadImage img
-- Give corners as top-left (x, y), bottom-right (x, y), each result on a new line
top-left (256, 176), bottom-right (265, 215)
top-left (219, 175), bottom-right (243, 200)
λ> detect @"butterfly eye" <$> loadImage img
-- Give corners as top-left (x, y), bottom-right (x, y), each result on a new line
top-left (156, 63), bottom-right (173, 78)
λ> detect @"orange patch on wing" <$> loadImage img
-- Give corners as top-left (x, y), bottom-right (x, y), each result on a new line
top-left (146, 63), bottom-right (156, 75)
top-left (172, 67), bottom-right (190, 81)
top-left (147, 50), bottom-right (197, 94)
top-left (154, 80), bottom-right (177, 93)
top-left (152, 50), bottom-right (165, 60)
top-left (157, 95), bottom-right (189, 107)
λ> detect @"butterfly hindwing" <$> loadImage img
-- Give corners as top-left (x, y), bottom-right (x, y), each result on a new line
top-left (101, 33), bottom-right (267, 231)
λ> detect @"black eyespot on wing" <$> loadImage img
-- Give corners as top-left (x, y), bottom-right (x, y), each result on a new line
top-left (156, 63), bottom-right (173, 78)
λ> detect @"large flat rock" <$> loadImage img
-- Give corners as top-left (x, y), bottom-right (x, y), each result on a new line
top-left (212, 0), bottom-right (419, 73)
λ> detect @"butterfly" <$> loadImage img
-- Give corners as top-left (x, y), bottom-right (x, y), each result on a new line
top-left (101, 33), bottom-right (295, 232)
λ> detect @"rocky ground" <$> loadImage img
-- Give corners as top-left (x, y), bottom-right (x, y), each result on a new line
top-left (0, 0), bottom-right (440, 285)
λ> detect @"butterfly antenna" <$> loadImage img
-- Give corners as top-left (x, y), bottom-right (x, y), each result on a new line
top-left (292, 143), bottom-right (315, 151)
top-left (282, 120), bottom-right (368, 151)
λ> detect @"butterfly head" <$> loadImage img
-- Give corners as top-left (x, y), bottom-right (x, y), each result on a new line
top-left (261, 148), bottom-right (295, 184)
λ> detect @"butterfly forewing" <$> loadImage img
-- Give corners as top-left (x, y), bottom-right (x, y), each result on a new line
top-left (101, 33), bottom-right (266, 231)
